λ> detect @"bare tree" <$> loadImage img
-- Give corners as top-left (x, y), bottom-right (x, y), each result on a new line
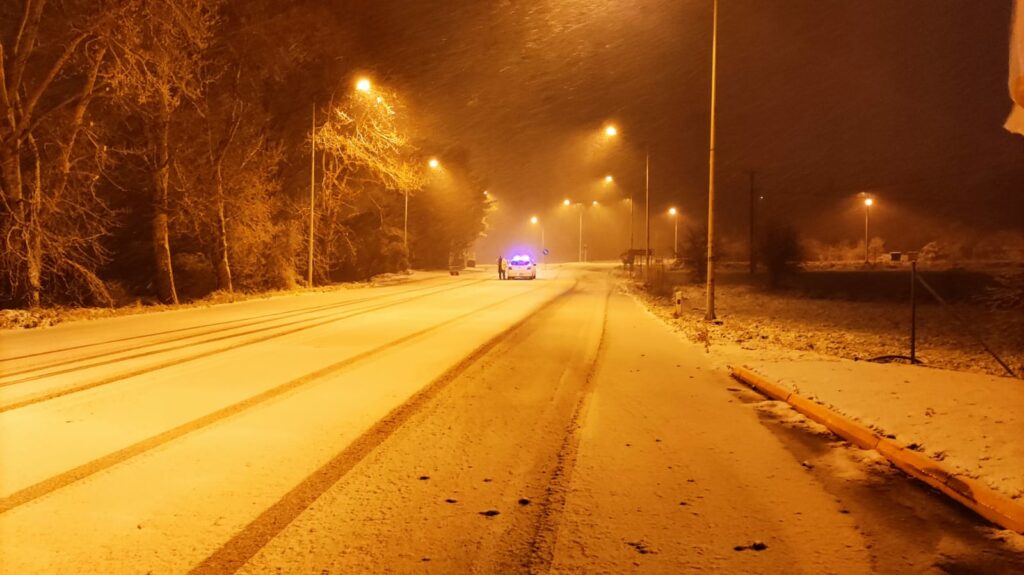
top-left (104, 0), bottom-right (219, 304)
top-left (0, 0), bottom-right (123, 307)
top-left (174, 104), bottom-right (284, 295)
top-left (203, 94), bottom-right (242, 293)
top-left (312, 86), bottom-right (424, 281)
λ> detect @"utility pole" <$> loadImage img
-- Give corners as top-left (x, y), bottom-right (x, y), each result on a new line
top-left (705, 0), bottom-right (719, 321)
top-left (403, 189), bottom-right (409, 249)
top-left (629, 192), bottom-right (634, 257)
top-left (308, 104), bottom-right (316, 288)
top-left (578, 206), bottom-right (583, 262)
top-left (645, 151), bottom-right (651, 278)
top-left (673, 213), bottom-right (679, 259)
top-left (749, 170), bottom-right (756, 275)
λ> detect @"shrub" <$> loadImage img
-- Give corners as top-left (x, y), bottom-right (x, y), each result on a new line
top-left (984, 270), bottom-right (1024, 309)
top-left (171, 252), bottom-right (217, 301)
top-left (760, 222), bottom-right (804, 289)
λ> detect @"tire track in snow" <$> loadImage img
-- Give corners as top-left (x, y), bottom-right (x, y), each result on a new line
top-left (0, 280), bottom-right (488, 413)
top-left (0, 277), bottom-right (449, 377)
top-left (187, 282), bottom-right (579, 575)
top-left (0, 280), bottom-right (564, 515)
top-left (512, 279), bottom-right (611, 575)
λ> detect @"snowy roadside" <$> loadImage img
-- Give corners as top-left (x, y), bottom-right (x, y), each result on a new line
top-left (620, 278), bottom-right (1024, 510)
top-left (734, 358), bottom-right (1024, 503)
top-left (0, 269), bottom-right (447, 330)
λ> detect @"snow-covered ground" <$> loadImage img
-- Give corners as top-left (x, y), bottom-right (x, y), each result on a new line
top-left (0, 269), bottom-right (452, 330)
top-left (660, 281), bottom-right (1023, 377)
top-left (631, 279), bottom-right (1024, 510)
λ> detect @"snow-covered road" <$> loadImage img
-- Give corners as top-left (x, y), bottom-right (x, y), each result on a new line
top-left (1, 265), bottom-right (1021, 573)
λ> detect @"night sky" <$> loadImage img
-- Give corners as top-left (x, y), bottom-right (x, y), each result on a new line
top-left (343, 1), bottom-right (1022, 260)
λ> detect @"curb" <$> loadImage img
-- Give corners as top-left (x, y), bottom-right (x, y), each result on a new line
top-left (731, 365), bottom-right (1024, 534)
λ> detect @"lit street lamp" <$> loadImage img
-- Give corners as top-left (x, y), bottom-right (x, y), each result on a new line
top-left (864, 197), bottom-right (874, 263)
top-left (604, 175), bottom-right (614, 184)
top-left (669, 207), bottom-right (679, 259)
top-left (602, 125), bottom-right (649, 273)
top-left (406, 157), bottom-right (441, 250)
top-left (311, 77), bottom-right (375, 285)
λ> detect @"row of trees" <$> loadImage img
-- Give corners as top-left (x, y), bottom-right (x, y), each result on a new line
top-left (1, 0), bottom-right (489, 308)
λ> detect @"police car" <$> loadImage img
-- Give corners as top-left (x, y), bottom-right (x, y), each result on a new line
top-left (506, 254), bottom-right (537, 280)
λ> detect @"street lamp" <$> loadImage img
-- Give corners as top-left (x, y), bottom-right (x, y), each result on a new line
top-left (406, 157), bottom-right (441, 250)
top-left (602, 124), bottom-right (650, 276)
top-left (668, 207), bottom-right (679, 259)
top-left (563, 198), bottom-right (571, 206)
top-left (863, 197), bottom-right (874, 263)
top-left (604, 175), bottom-right (614, 184)
top-left (355, 78), bottom-right (372, 93)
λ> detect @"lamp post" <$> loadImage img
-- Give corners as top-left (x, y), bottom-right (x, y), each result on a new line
top-left (603, 126), bottom-right (632, 256)
top-left (354, 77), bottom-right (420, 256)
top-left (863, 197), bottom-right (874, 263)
top-left (578, 205), bottom-right (583, 262)
top-left (669, 207), bottom-right (679, 259)
top-left (602, 125), bottom-right (647, 272)
top-left (705, 0), bottom-right (720, 321)
top-left (411, 157), bottom-right (441, 250)
top-left (645, 151), bottom-right (650, 276)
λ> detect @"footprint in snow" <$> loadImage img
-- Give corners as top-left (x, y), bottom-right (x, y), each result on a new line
top-left (627, 541), bottom-right (657, 555)
top-left (734, 541), bottom-right (768, 552)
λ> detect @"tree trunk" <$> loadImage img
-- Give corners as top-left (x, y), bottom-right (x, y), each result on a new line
top-left (214, 160), bottom-right (232, 292)
top-left (25, 206), bottom-right (41, 308)
top-left (0, 144), bottom-right (41, 307)
top-left (152, 106), bottom-right (178, 304)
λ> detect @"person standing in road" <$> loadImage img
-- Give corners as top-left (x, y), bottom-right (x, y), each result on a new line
top-left (497, 255), bottom-right (507, 280)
